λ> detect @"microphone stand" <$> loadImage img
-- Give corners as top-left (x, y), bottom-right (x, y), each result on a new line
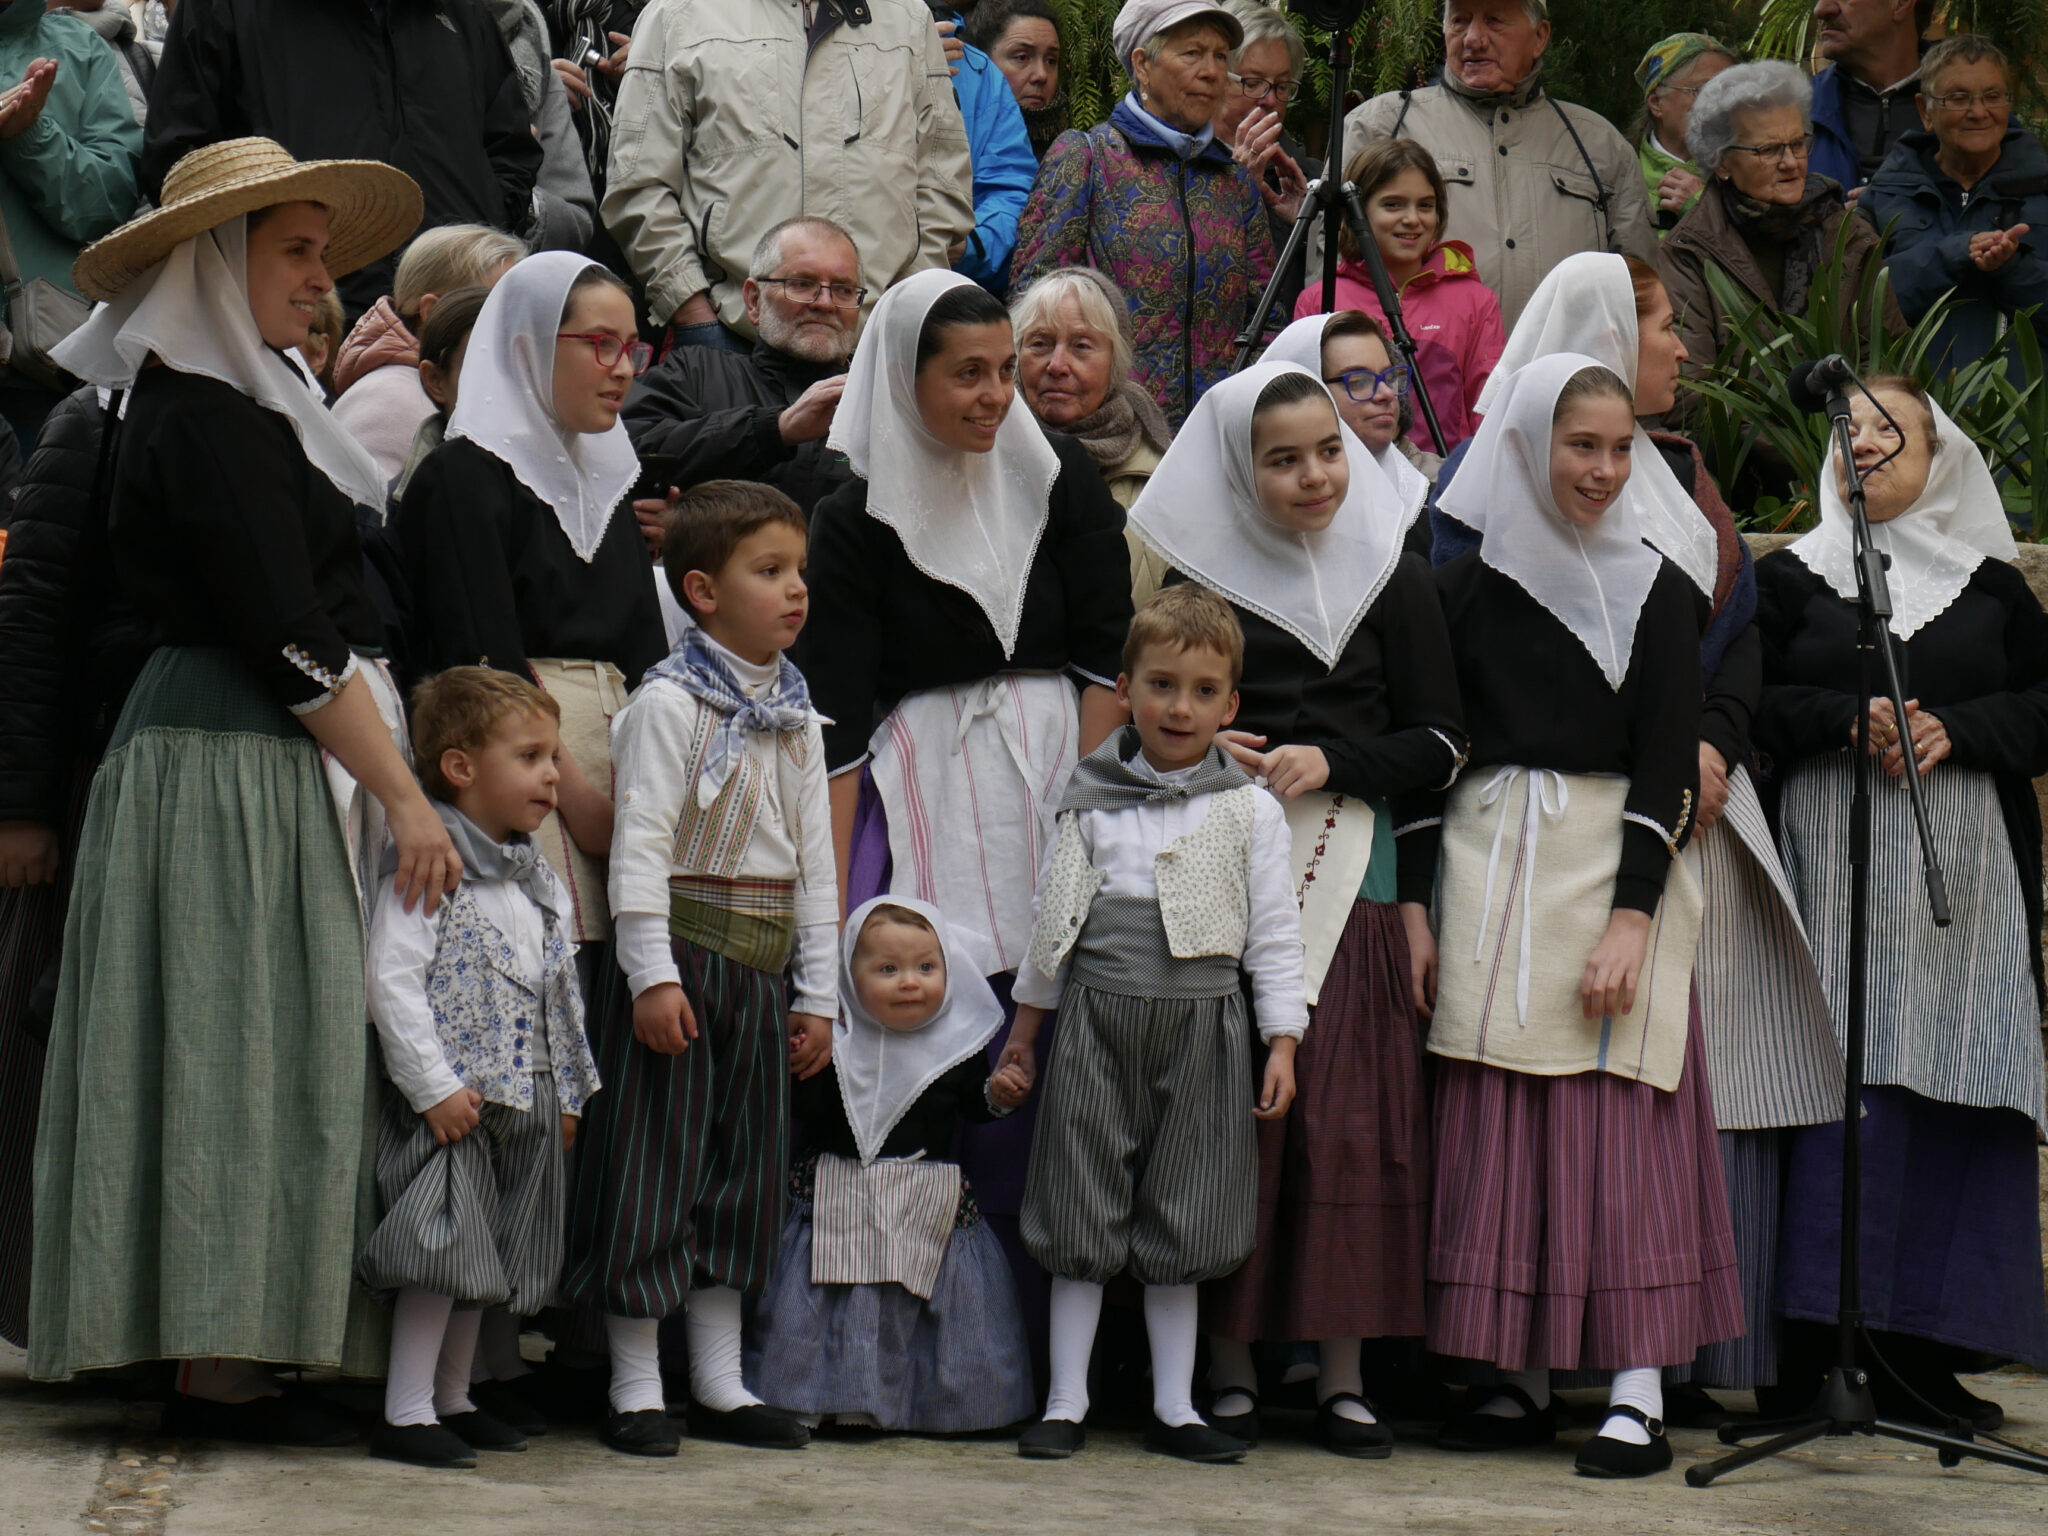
top-left (1689, 380), bottom-right (2048, 1488)
top-left (1228, 21), bottom-right (1448, 456)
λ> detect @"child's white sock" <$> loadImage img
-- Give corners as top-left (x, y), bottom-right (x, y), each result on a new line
top-left (386, 1287), bottom-right (454, 1427)
top-left (1043, 1276), bottom-right (1104, 1424)
top-left (1476, 1365), bottom-right (1551, 1419)
top-left (1601, 1367), bottom-right (1662, 1445)
top-left (1143, 1284), bottom-right (1202, 1429)
top-left (686, 1286), bottom-right (762, 1413)
top-left (1207, 1334), bottom-right (1256, 1419)
top-left (177, 1357), bottom-right (283, 1405)
top-left (433, 1305), bottom-right (483, 1419)
top-left (1318, 1337), bottom-right (1376, 1424)
top-left (605, 1312), bottom-right (665, 1414)
top-left (470, 1307), bottom-right (531, 1384)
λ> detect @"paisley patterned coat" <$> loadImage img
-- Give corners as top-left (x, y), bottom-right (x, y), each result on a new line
top-left (1013, 100), bottom-right (1273, 429)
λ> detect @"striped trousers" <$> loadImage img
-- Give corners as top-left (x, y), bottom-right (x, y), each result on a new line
top-left (562, 938), bottom-right (789, 1318)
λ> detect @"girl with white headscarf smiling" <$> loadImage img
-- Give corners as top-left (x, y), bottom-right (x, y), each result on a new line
top-left (1422, 353), bottom-right (1739, 1480)
top-left (1125, 361), bottom-right (1467, 1458)
top-left (1758, 377), bottom-right (2048, 1430)
top-left (29, 139), bottom-right (447, 1438)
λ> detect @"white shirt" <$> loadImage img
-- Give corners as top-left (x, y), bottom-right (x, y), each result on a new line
top-left (609, 636), bottom-right (838, 1017)
top-left (367, 869), bottom-right (544, 1113)
top-left (1011, 756), bottom-right (1309, 1040)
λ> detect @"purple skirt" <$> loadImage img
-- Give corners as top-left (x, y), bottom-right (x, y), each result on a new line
top-left (1779, 1086), bottom-right (2048, 1366)
top-left (1428, 1004), bottom-right (1745, 1372)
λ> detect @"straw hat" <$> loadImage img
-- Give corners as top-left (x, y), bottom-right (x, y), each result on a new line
top-left (72, 137), bottom-right (424, 303)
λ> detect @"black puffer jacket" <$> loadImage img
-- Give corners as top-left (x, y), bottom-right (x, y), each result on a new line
top-left (0, 388), bottom-right (155, 826)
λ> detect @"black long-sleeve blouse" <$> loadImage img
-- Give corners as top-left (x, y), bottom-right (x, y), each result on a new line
top-left (790, 1055), bottom-right (1004, 1163)
top-left (796, 432), bottom-right (1134, 772)
top-left (394, 437), bottom-right (667, 687)
top-left (108, 368), bottom-right (382, 713)
top-left (1423, 552), bottom-right (1703, 913)
top-left (1171, 552), bottom-right (1467, 905)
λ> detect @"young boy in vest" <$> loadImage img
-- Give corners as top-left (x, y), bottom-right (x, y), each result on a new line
top-left (563, 481), bottom-right (836, 1458)
top-left (1006, 584), bottom-right (1307, 1465)
top-left (360, 667), bottom-right (601, 1470)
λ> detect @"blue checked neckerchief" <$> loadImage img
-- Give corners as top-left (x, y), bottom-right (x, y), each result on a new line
top-left (644, 620), bottom-right (818, 808)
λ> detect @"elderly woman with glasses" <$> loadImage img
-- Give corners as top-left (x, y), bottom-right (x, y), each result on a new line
top-left (1860, 34), bottom-right (2048, 387)
top-left (1657, 60), bottom-right (1901, 436)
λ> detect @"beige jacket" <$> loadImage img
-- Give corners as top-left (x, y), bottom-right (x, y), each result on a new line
top-left (1346, 77), bottom-right (1657, 328)
top-left (604, 0), bottom-right (975, 336)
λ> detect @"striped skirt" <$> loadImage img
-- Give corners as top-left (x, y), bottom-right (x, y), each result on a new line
top-left (1205, 899), bottom-right (1429, 1342)
top-left (356, 1075), bottom-right (566, 1313)
top-left (561, 935), bottom-right (789, 1317)
top-left (1427, 1007), bottom-right (1744, 1372)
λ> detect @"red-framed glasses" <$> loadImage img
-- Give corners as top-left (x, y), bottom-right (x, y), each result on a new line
top-left (557, 331), bottom-right (655, 374)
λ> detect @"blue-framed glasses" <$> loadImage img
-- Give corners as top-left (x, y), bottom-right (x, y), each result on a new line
top-left (1325, 363), bottom-right (1411, 402)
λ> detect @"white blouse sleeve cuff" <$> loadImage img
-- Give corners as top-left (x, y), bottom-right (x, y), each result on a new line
top-left (616, 910), bottom-right (681, 997)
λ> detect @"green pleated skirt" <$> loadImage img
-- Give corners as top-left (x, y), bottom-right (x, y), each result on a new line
top-left (30, 647), bottom-right (386, 1380)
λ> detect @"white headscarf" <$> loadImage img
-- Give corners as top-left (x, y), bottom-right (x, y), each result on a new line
top-left (1439, 352), bottom-right (1664, 690)
top-left (1264, 313), bottom-right (1430, 528)
top-left (828, 268), bottom-right (1061, 657)
top-left (51, 215), bottom-right (390, 512)
top-left (834, 896), bottom-right (1006, 1166)
top-left (1790, 395), bottom-right (2015, 640)
top-left (1128, 359), bottom-right (1408, 670)
top-left (448, 250), bottom-right (640, 562)
top-left (1470, 251), bottom-right (1719, 597)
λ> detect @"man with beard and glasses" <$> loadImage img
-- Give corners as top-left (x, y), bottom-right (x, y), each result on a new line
top-left (623, 217), bottom-right (864, 519)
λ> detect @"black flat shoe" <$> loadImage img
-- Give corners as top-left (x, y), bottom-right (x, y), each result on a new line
top-left (686, 1401), bottom-right (810, 1448)
top-left (1017, 1417), bottom-right (1087, 1459)
top-left (440, 1408), bottom-right (527, 1452)
top-left (1574, 1406), bottom-right (1673, 1478)
top-left (370, 1420), bottom-right (477, 1469)
top-left (1315, 1392), bottom-right (1394, 1459)
top-left (1436, 1384), bottom-right (1559, 1451)
top-left (1205, 1390), bottom-right (1260, 1447)
top-left (160, 1389), bottom-right (356, 1447)
top-left (1662, 1379), bottom-right (1734, 1430)
top-left (1145, 1417), bottom-right (1248, 1464)
top-left (601, 1408), bottom-right (681, 1457)
top-left (469, 1379), bottom-right (547, 1437)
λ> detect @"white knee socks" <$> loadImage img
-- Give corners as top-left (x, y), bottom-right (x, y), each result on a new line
top-left (1207, 1334), bottom-right (1256, 1419)
top-left (1603, 1367), bottom-right (1663, 1445)
top-left (686, 1286), bottom-right (762, 1413)
top-left (1477, 1365), bottom-right (1552, 1419)
top-left (1318, 1337), bottom-right (1376, 1424)
top-left (605, 1313), bottom-right (664, 1415)
top-left (386, 1287), bottom-right (455, 1427)
top-left (1143, 1284), bottom-right (1202, 1428)
top-left (433, 1306), bottom-right (481, 1419)
top-left (1043, 1277), bottom-right (1104, 1423)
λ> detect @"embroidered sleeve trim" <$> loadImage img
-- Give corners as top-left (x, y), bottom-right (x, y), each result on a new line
top-left (1069, 663), bottom-right (1117, 690)
top-left (1393, 816), bottom-right (1443, 836)
top-left (284, 649), bottom-right (360, 715)
top-left (1427, 728), bottom-right (1469, 791)
top-left (1622, 807), bottom-right (1683, 859)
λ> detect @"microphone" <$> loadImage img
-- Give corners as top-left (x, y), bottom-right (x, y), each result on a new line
top-left (1787, 354), bottom-right (1857, 414)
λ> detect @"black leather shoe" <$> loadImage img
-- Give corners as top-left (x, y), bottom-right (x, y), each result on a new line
top-left (440, 1408), bottom-right (527, 1452)
top-left (1574, 1405), bottom-right (1674, 1478)
top-left (370, 1420), bottom-right (477, 1469)
top-left (1315, 1392), bottom-right (1395, 1459)
top-left (1017, 1417), bottom-right (1087, 1458)
top-left (1145, 1417), bottom-right (1248, 1464)
top-left (1436, 1384), bottom-right (1560, 1451)
top-left (1662, 1379), bottom-right (1734, 1429)
top-left (469, 1379), bottom-right (547, 1437)
top-left (686, 1401), bottom-right (811, 1448)
top-left (601, 1408), bottom-right (681, 1457)
top-left (1205, 1390), bottom-right (1260, 1447)
top-left (160, 1390), bottom-right (356, 1447)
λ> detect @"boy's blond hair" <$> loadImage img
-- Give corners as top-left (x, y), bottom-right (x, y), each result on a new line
top-left (1121, 584), bottom-right (1246, 687)
top-left (410, 667), bottom-right (561, 802)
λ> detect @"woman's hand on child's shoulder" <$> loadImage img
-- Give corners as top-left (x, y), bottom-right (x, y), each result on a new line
top-left (1255, 745), bottom-right (1329, 801)
top-left (987, 1062), bottom-right (1033, 1111)
top-left (423, 1086), bottom-right (483, 1145)
top-left (788, 1011), bottom-right (834, 1080)
top-left (632, 981), bottom-right (697, 1055)
top-left (1215, 729), bottom-right (1267, 774)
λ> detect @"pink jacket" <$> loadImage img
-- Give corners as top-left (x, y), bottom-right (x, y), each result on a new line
top-left (1292, 240), bottom-right (1504, 454)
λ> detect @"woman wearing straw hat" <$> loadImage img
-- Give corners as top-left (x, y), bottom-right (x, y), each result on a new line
top-left (26, 138), bottom-right (450, 1446)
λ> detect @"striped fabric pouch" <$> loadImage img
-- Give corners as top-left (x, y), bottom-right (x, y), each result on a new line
top-left (810, 1152), bottom-right (962, 1300)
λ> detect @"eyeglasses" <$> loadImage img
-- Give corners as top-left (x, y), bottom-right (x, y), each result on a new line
top-left (757, 276), bottom-right (868, 309)
top-left (1728, 133), bottom-right (1815, 165)
top-left (1927, 88), bottom-right (2010, 113)
top-left (557, 332), bottom-right (654, 374)
top-left (1228, 72), bottom-right (1296, 103)
top-left (1325, 363), bottom-right (1410, 402)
